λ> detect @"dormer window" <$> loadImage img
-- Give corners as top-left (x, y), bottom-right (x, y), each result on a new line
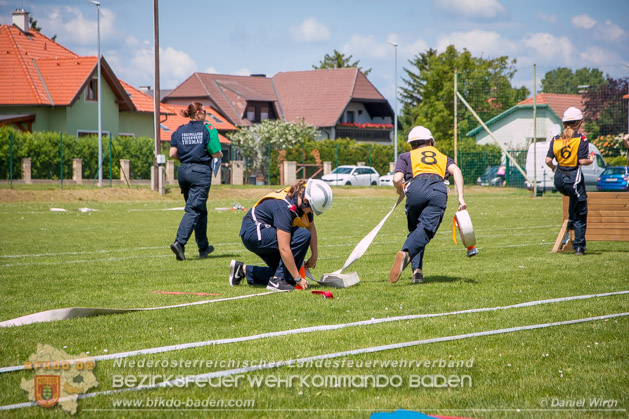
top-left (245, 102), bottom-right (275, 123)
top-left (85, 78), bottom-right (98, 101)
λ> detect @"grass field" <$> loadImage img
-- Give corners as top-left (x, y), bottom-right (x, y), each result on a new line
top-left (0, 185), bottom-right (627, 418)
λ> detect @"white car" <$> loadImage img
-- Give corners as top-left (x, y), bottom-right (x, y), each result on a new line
top-left (321, 165), bottom-right (380, 186)
top-left (379, 171), bottom-right (395, 187)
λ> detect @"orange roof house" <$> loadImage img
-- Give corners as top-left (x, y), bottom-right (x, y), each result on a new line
top-left (1, 8), bottom-right (220, 149)
top-left (467, 93), bottom-right (584, 150)
top-left (163, 68), bottom-right (395, 144)
top-left (0, 11), bottom-right (143, 137)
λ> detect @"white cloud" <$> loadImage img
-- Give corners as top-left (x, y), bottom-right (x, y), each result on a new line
top-left (108, 41), bottom-right (198, 89)
top-left (204, 67), bottom-right (219, 74)
top-left (401, 38), bottom-right (429, 59)
top-left (343, 34), bottom-right (390, 60)
top-left (579, 46), bottom-right (623, 65)
top-left (435, 0), bottom-right (506, 19)
top-left (288, 18), bottom-right (330, 43)
top-left (595, 20), bottom-right (624, 42)
top-left (522, 33), bottom-right (574, 62)
top-left (437, 30), bottom-right (516, 57)
top-left (38, 6), bottom-right (118, 46)
top-left (160, 47), bottom-right (197, 84)
top-left (571, 14), bottom-right (596, 29)
top-left (234, 68), bottom-right (252, 76)
top-left (537, 12), bottom-right (556, 23)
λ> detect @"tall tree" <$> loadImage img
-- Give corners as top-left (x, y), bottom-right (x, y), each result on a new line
top-left (583, 76), bottom-right (629, 138)
top-left (313, 50), bottom-right (371, 76)
top-left (400, 45), bottom-right (529, 151)
top-left (540, 67), bottom-right (605, 94)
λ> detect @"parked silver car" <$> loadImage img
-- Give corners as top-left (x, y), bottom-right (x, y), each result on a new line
top-left (321, 165), bottom-right (380, 186)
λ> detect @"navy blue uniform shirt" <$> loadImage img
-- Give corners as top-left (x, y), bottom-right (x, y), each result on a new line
top-left (243, 196), bottom-right (313, 234)
top-left (170, 120), bottom-right (211, 165)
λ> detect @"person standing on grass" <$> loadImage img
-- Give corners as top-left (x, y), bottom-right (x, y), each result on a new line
top-left (545, 107), bottom-right (594, 256)
top-left (169, 102), bottom-right (223, 261)
top-left (389, 126), bottom-right (466, 284)
top-left (229, 179), bottom-right (333, 292)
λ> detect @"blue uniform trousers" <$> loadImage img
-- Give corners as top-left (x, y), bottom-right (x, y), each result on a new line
top-left (402, 175), bottom-right (448, 271)
top-left (554, 168), bottom-right (587, 249)
top-left (240, 219), bottom-right (311, 285)
top-left (175, 163), bottom-right (212, 250)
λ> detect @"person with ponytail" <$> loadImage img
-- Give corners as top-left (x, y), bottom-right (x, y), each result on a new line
top-left (228, 179), bottom-right (333, 292)
top-left (169, 102), bottom-right (223, 261)
top-left (545, 107), bottom-right (594, 255)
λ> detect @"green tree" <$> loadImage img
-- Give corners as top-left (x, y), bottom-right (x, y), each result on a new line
top-left (400, 45), bottom-right (529, 150)
top-left (313, 49), bottom-right (371, 76)
top-left (540, 67), bottom-right (605, 94)
top-left (583, 76), bottom-right (629, 139)
top-left (228, 119), bottom-right (319, 179)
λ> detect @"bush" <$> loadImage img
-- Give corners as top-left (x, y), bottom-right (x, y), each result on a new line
top-left (0, 127), bottom-right (156, 180)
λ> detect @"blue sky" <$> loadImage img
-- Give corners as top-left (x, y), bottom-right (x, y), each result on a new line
top-left (1, 0), bottom-right (628, 106)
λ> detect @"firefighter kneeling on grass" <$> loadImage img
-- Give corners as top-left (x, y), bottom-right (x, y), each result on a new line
top-left (229, 179), bottom-right (333, 292)
top-left (389, 126), bottom-right (467, 284)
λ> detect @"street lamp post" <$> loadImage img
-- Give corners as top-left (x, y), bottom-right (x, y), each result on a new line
top-left (388, 42), bottom-right (398, 164)
top-left (90, 1), bottom-right (102, 187)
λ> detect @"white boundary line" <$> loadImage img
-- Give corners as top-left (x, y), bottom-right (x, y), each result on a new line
top-left (1, 290), bottom-right (627, 374)
top-left (1, 311), bottom-right (627, 411)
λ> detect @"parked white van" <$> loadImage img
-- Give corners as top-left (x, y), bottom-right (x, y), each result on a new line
top-left (525, 141), bottom-right (607, 192)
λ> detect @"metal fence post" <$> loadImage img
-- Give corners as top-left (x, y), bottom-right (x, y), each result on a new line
top-left (60, 133), bottom-right (63, 190)
top-left (335, 142), bottom-right (338, 184)
top-left (268, 141), bottom-right (271, 185)
top-left (109, 135), bottom-right (113, 187)
top-left (9, 132), bottom-right (13, 189)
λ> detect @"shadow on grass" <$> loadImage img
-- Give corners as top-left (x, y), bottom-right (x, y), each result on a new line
top-left (191, 253), bottom-right (242, 261)
top-left (423, 275), bottom-right (478, 284)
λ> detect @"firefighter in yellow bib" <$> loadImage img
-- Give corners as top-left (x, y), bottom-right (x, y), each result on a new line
top-left (390, 126), bottom-right (466, 284)
top-left (545, 107), bottom-right (594, 256)
top-left (229, 179), bottom-right (333, 292)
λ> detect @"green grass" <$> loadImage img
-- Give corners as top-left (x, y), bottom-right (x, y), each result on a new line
top-left (0, 186), bottom-right (627, 418)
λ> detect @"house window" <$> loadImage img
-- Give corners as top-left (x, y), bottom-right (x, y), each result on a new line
top-left (346, 111), bottom-right (355, 123)
top-left (245, 103), bottom-right (275, 123)
top-left (246, 106), bottom-right (256, 122)
top-left (85, 79), bottom-right (98, 101)
top-left (77, 130), bottom-right (110, 138)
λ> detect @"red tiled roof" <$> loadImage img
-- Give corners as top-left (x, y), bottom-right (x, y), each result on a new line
top-left (0, 25), bottom-right (77, 105)
top-left (518, 93), bottom-right (583, 120)
top-left (119, 79), bottom-right (155, 113)
top-left (273, 68), bottom-right (388, 127)
top-left (166, 73), bottom-right (279, 127)
top-left (159, 103), bottom-right (235, 144)
top-left (164, 68), bottom-right (392, 129)
top-left (0, 24), bottom-right (133, 111)
top-left (623, 93), bottom-right (629, 99)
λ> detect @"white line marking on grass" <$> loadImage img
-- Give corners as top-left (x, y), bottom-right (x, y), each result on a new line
top-left (1, 312), bottom-right (626, 411)
top-left (0, 243), bottom-right (244, 259)
top-left (1, 290), bottom-right (626, 374)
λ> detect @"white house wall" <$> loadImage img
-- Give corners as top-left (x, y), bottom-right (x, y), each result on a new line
top-left (475, 108), bottom-right (559, 150)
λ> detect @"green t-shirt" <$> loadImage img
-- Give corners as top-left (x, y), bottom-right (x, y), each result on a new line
top-left (205, 123), bottom-right (222, 154)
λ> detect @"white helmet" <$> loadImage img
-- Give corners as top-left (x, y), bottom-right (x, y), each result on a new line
top-left (562, 107), bottom-right (583, 122)
top-left (407, 126), bottom-right (435, 146)
top-left (305, 179), bottom-right (333, 216)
